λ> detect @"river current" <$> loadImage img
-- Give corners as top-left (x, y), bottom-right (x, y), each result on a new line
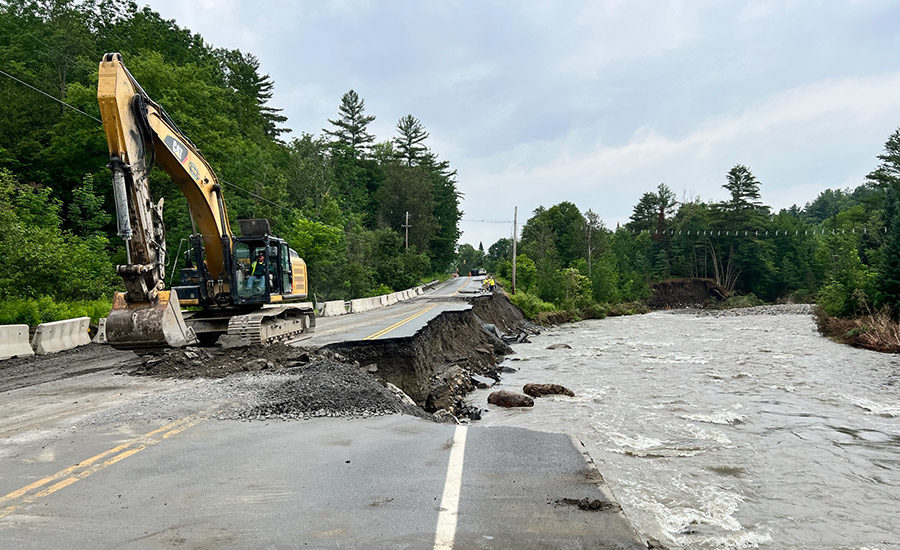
top-left (469, 309), bottom-right (900, 549)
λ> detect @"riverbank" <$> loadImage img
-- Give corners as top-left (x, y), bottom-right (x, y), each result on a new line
top-left (814, 307), bottom-right (900, 353)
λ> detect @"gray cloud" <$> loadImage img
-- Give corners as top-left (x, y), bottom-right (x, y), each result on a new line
top-left (145, 0), bottom-right (900, 248)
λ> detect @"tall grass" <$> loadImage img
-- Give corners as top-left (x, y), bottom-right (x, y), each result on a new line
top-left (0, 296), bottom-right (111, 327)
top-left (814, 306), bottom-right (900, 353)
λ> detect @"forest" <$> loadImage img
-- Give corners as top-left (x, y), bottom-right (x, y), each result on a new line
top-left (466, 137), bottom-right (900, 325)
top-left (0, 1), bottom-right (460, 324)
top-left (3, 1), bottom-right (900, 336)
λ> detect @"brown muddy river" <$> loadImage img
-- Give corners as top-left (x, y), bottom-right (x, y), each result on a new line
top-left (470, 309), bottom-right (899, 549)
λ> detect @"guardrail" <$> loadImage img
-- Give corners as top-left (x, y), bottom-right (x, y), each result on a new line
top-left (319, 280), bottom-right (442, 318)
top-left (320, 300), bottom-right (349, 317)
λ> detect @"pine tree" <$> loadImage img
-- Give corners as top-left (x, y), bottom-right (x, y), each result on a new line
top-left (323, 90), bottom-right (376, 159)
top-left (723, 164), bottom-right (762, 212)
top-left (871, 131), bottom-right (900, 317)
top-left (394, 114), bottom-right (429, 166)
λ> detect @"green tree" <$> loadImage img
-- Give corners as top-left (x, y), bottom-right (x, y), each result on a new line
top-left (456, 243), bottom-right (483, 273)
top-left (869, 129), bottom-right (900, 316)
top-left (515, 254), bottom-right (536, 292)
top-left (394, 114), bottom-right (429, 166)
top-left (486, 238), bottom-right (512, 272)
top-left (67, 174), bottom-right (111, 237)
top-left (324, 90), bottom-right (376, 159)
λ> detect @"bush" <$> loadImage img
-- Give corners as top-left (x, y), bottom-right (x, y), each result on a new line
top-left (508, 289), bottom-right (556, 320)
top-left (0, 296), bottom-right (112, 327)
top-left (579, 302), bottom-right (608, 320)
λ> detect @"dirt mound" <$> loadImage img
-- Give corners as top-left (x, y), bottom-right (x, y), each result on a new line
top-left (470, 291), bottom-right (526, 334)
top-left (649, 278), bottom-right (727, 309)
top-left (131, 343), bottom-right (311, 378)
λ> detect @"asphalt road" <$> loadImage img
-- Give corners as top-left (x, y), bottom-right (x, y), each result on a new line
top-left (292, 276), bottom-right (481, 347)
top-left (1, 414), bottom-right (643, 549)
top-left (0, 278), bottom-right (646, 549)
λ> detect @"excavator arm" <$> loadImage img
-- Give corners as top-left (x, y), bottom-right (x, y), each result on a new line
top-left (97, 52), bottom-right (234, 348)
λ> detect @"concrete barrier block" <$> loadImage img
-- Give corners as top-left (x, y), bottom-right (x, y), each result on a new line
top-left (92, 317), bottom-right (108, 344)
top-left (379, 295), bottom-right (389, 307)
top-left (415, 286), bottom-right (423, 295)
top-left (321, 300), bottom-right (348, 317)
top-left (349, 297), bottom-right (377, 314)
top-left (32, 317), bottom-right (91, 355)
top-left (396, 291), bottom-right (408, 302)
top-left (0, 324), bottom-right (35, 360)
top-left (387, 293), bottom-right (399, 305)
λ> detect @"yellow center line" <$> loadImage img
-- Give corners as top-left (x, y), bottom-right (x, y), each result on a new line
top-left (0, 413), bottom-right (204, 519)
top-left (363, 305), bottom-right (438, 340)
top-left (449, 276), bottom-right (470, 297)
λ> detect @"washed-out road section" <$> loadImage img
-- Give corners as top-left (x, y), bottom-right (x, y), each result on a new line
top-left (0, 277), bottom-right (646, 549)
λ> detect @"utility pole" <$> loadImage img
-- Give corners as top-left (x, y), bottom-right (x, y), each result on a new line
top-left (512, 205), bottom-right (517, 295)
top-left (402, 211), bottom-right (411, 250)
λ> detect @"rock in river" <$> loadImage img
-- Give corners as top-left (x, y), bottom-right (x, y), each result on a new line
top-left (523, 383), bottom-right (575, 398)
top-left (487, 390), bottom-right (534, 408)
top-left (546, 343), bottom-right (572, 350)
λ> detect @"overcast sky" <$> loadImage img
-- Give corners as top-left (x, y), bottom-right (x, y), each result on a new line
top-left (146, 0), bottom-right (900, 249)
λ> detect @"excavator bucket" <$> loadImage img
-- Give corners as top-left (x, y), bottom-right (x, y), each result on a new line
top-left (105, 290), bottom-right (198, 350)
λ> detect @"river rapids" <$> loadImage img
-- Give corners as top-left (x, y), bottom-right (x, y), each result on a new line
top-left (469, 308), bottom-right (899, 549)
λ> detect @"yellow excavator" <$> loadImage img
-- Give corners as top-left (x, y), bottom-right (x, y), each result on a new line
top-left (97, 52), bottom-right (315, 349)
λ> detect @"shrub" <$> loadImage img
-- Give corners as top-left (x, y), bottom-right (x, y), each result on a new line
top-left (0, 296), bottom-right (112, 327)
top-left (508, 289), bottom-right (556, 320)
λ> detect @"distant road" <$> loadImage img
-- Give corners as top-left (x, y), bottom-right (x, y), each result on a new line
top-left (293, 276), bottom-right (481, 347)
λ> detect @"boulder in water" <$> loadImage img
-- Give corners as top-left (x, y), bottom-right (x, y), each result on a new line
top-left (523, 383), bottom-right (575, 398)
top-left (487, 390), bottom-right (534, 408)
top-left (546, 343), bottom-right (572, 350)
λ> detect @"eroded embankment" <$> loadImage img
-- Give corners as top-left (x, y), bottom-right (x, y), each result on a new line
top-left (324, 293), bottom-right (528, 418)
top-left (124, 292), bottom-right (529, 421)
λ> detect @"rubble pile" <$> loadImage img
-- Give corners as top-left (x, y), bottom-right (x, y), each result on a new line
top-left (237, 360), bottom-right (428, 421)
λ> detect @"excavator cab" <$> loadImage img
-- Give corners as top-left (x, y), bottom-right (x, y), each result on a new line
top-left (173, 219), bottom-right (308, 308)
top-left (233, 239), bottom-right (282, 301)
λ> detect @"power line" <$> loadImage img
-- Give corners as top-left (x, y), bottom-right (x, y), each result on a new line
top-left (216, 178), bottom-right (311, 221)
top-left (0, 68), bottom-right (102, 124)
top-left (463, 218), bottom-right (512, 224)
top-left (619, 226), bottom-right (887, 238)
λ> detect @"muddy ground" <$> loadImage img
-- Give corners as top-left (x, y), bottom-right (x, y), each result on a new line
top-left (649, 278), bottom-right (728, 308)
top-left (1, 292), bottom-right (531, 423)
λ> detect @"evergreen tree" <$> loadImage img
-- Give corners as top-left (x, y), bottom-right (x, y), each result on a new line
top-left (324, 90), bottom-right (376, 159)
top-left (394, 114), bottom-right (429, 166)
top-left (871, 130), bottom-right (900, 317)
top-left (722, 164), bottom-right (762, 212)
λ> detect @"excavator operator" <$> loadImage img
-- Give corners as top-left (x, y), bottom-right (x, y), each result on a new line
top-left (248, 251), bottom-right (267, 293)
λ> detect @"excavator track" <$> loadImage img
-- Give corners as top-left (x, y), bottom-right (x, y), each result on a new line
top-left (224, 304), bottom-right (316, 346)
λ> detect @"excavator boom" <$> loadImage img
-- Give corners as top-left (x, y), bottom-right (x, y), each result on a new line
top-left (97, 52), bottom-right (235, 348)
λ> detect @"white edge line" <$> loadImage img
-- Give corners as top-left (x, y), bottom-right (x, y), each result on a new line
top-left (434, 424), bottom-right (468, 550)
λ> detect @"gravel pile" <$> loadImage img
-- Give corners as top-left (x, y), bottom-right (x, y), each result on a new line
top-left (699, 304), bottom-right (815, 317)
top-left (232, 360), bottom-right (429, 421)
